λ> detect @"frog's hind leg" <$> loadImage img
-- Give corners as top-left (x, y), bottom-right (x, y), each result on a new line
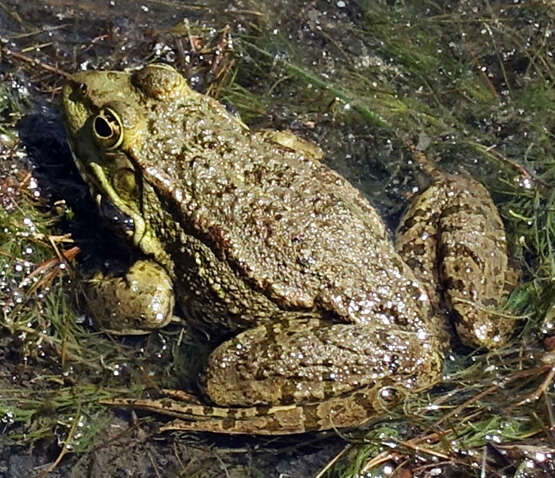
top-left (160, 388), bottom-right (391, 435)
top-left (396, 158), bottom-right (515, 349)
top-left (198, 318), bottom-right (440, 433)
top-left (106, 388), bottom-right (384, 435)
top-left (105, 318), bottom-right (442, 434)
top-left (104, 318), bottom-right (443, 434)
top-left (437, 175), bottom-right (514, 348)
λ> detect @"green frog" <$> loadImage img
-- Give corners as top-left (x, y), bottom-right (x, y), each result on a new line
top-left (61, 64), bottom-right (515, 434)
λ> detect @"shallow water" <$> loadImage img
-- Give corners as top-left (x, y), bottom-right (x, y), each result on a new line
top-left (0, 1), bottom-right (553, 477)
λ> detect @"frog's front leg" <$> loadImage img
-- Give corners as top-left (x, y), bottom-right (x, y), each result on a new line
top-left (108, 317), bottom-right (442, 434)
top-left (83, 259), bottom-right (175, 334)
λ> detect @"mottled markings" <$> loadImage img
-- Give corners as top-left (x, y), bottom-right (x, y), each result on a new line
top-left (396, 168), bottom-right (515, 349)
top-left (67, 65), bottom-right (517, 434)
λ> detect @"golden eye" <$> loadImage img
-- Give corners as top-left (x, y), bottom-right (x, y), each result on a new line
top-left (93, 107), bottom-right (123, 150)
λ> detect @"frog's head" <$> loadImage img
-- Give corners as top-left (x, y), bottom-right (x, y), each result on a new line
top-left (61, 64), bottom-right (191, 257)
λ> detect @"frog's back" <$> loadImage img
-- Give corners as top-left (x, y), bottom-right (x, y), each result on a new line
top-left (136, 93), bottom-right (434, 333)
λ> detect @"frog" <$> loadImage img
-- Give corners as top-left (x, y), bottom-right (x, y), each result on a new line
top-left (61, 63), bottom-right (515, 435)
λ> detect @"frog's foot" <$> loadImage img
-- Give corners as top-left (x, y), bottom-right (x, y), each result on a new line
top-left (396, 160), bottom-right (516, 349)
top-left (104, 386), bottom-right (403, 435)
top-left (402, 139), bottom-right (444, 181)
top-left (257, 129), bottom-right (324, 160)
top-left (83, 259), bottom-right (175, 334)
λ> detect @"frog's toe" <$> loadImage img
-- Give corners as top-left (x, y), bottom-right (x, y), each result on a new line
top-left (257, 129), bottom-right (324, 160)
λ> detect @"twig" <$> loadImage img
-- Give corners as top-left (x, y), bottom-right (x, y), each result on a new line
top-left (515, 366), bottom-right (555, 407)
top-left (21, 42), bottom-right (53, 54)
top-left (90, 420), bottom-right (145, 453)
top-left (360, 451), bottom-right (401, 473)
top-left (35, 404), bottom-right (81, 477)
top-left (464, 140), bottom-right (537, 182)
top-left (313, 444), bottom-right (352, 478)
top-left (399, 439), bottom-right (451, 461)
top-left (462, 38), bottom-right (498, 98)
top-left (148, 450), bottom-right (163, 478)
top-left (1, 45), bottom-right (71, 78)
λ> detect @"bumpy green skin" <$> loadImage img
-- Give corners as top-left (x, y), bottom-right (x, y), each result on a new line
top-left (61, 64), bottom-right (512, 434)
top-left (83, 260), bottom-right (175, 334)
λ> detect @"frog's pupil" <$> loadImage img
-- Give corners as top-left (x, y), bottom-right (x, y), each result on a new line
top-left (94, 116), bottom-right (112, 138)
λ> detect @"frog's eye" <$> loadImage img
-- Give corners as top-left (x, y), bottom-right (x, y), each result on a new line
top-left (93, 107), bottom-right (123, 150)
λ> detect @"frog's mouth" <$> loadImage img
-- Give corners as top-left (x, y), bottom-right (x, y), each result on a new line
top-left (68, 139), bottom-right (147, 247)
top-left (87, 161), bottom-right (147, 248)
top-left (62, 79), bottom-right (149, 249)
top-left (96, 189), bottom-right (135, 237)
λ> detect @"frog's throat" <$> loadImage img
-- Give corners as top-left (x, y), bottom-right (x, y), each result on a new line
top-left (89, 162), bottom-right (146, 246)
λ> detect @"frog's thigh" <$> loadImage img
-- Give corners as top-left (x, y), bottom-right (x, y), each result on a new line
top-left (84, 259), bottom-right (175, 334)
top-left (395, 182), bottom-right (444, 309)
top-left (201, 318), bottom-right (442, 407)
top-left (257, 130), bottom-right (324, 160)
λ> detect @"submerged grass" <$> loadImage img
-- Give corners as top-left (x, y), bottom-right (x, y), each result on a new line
top-left (0, 86), bottom-right (186, 465)
top-left (0, 161), bottom-right (111, 450)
